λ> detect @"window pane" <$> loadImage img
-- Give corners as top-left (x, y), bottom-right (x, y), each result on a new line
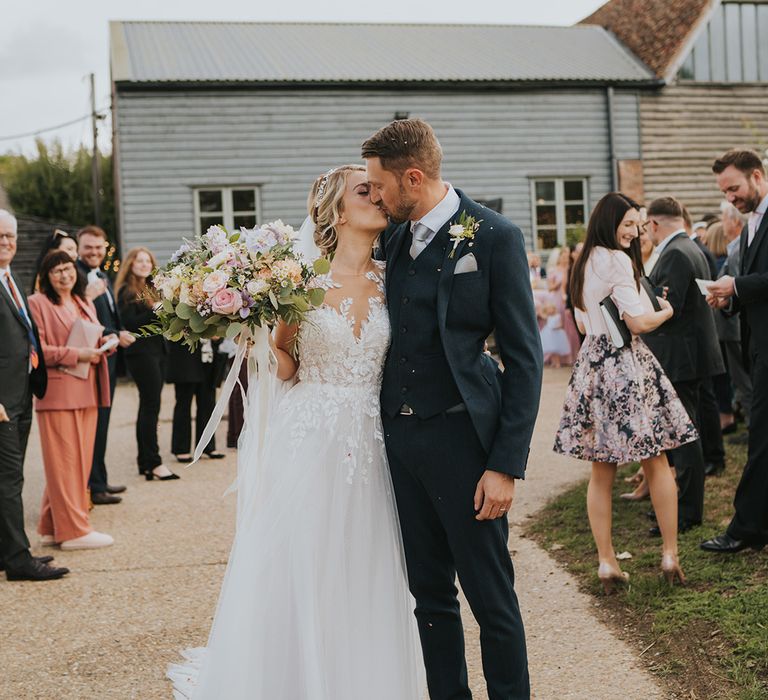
top-left (536, 205), bottom-right (557, 227)
top-left (565, 205), bottom-right (584, 225)
top-left (563, 180), bottom-right (584, 201)
top-left (725, 3), bottom-right (742, 81)
top-left (692, 26), bottom-right (710, 80)
top-left (198, 190), bottom-right (222, 213)
top-left (535, 181), bottom-right (555, 202)
top-left (741, 3), bottom-right (758, 81)
top-left (200, 215), bottom-right (224, 232)
top-left (232, 189), bottom-right (256, 212)
top-left (537, 229), bottom-right (557, 250)
top-left (760, 5), bottom-right (768, 81)
top-left (233, 214), bottom-right (257, 229)
top-left (710, 6), bottom-right (726, 81)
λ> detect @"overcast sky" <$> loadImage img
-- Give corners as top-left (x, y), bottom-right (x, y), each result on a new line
top-left (1, 0), bottom-right (605, 156)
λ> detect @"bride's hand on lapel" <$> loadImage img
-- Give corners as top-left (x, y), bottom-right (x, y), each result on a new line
top-left (474, 470), bottom-right (515, 520)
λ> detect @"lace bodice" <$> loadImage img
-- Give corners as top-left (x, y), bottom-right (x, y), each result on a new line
top-left (296, 264), bottom-right (389, 391)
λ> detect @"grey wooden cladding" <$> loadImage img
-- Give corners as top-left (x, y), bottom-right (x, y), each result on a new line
top-left (115, 88), bottom-right (641, 260)
top-left (640, 84), bottom-right (768, 216)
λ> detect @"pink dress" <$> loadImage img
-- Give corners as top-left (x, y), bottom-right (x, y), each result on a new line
top-left (553, 247), bottom-right (697, 463)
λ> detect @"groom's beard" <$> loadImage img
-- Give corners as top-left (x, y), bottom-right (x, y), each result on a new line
top-left (384, 187), bottom-right (418, 224)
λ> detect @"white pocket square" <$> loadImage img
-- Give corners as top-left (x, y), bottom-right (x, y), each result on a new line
top-left (454, 253), bottom-right (478, 274)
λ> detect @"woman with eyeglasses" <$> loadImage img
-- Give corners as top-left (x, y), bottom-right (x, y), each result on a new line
top-left (28, 250), bottom-right (116, 550)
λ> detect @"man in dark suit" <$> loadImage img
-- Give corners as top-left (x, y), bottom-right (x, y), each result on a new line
top-left (0, 210), bottom-right (68, 581)
top-left (703, 150), bottom-right (768, 553)
top-left (643, 197), bottom-right (725, 533)
top-left (363, 119), bottom-right (543, 700)
top-left (76, 226), bottom-right (133, 504)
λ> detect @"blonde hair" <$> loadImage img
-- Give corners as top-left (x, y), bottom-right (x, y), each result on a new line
top-left (705, 222), bottom-right (728, 258)
top-left (115, 246), bottom-right (159, 304)
top-left (306, 164), bottom-right (366, 256)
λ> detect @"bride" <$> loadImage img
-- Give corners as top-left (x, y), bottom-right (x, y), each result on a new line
top-left (168, 165), bottom-right (424, 699)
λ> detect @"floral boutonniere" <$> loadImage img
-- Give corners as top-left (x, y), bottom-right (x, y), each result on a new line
top-left (448, 211), bottom-right (482, 258)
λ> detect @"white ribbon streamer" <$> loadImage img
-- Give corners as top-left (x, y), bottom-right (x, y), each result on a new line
top-left (190, 325), bottom-right (274, 468)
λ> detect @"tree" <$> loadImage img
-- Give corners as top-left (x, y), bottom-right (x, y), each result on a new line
top-left (0, 139), bottom-right (116, 243)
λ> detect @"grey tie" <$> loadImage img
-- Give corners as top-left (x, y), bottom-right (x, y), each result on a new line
top-left (409, 223), bottom-right (430, 259)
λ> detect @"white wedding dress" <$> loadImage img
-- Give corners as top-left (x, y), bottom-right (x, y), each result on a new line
top-left (168, 264), bottom-right (424, 699)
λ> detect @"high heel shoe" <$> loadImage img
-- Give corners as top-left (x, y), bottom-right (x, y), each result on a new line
top-left (661, 553), bottom-right (686, 585)
top-left (145, 466), bottom-right (180, 481)
top-left (597, 562), bottom-right (630, 595)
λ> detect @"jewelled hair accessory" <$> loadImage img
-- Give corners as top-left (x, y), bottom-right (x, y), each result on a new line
top-left (313, 168), bottom-right (338, 210)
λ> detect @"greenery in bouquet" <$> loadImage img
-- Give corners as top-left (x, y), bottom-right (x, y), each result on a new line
top-left (144, 222), bottom-right (329, 349)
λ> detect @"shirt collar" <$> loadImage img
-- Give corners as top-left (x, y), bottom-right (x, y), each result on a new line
top-left (654, 228), bottom-right (686, 257)
top-left (411, 184), bottom-right (460, 234)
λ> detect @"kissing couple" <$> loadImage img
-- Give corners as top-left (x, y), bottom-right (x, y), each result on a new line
top-left (169, 118), bottom-right (543, 700)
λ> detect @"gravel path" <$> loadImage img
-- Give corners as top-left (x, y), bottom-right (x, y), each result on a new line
top-left (0, 369), bottom-right (668, 699)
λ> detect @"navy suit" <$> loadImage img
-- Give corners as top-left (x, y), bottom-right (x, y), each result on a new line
top-left (381, 189), bottom-right (542, 700)
top-left (76, 259), bottom-right (121, 493)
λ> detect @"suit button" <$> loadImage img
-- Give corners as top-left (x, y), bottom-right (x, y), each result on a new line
top-left (400, 357), bottom-right (407, 364)
top-left (408, 269), bottom-right (416, 276)
top-left (401, 386), bottom-right (408, 394)
top-left (402, 297), bottom-right (409, 304)
top-left (401, 327), bottom-right (407, 333)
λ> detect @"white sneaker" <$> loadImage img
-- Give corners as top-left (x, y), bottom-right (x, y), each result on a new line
top-left (60, 531), bottom-right (114, 550)
top-left (40, 535), bottom-right (57, 547)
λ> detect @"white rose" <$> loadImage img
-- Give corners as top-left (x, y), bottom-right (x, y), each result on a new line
top-left (246, 278), bottom-right (270, 297)
top-left (203, 269), bottom-right (229, 294)
top-left (448, 224), bottom-right (465, 237)
top-left (208, 250), bottom-right (231, 269)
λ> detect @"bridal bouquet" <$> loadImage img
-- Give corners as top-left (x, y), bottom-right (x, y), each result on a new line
top-left (148, 222), bottom-right (329, 350)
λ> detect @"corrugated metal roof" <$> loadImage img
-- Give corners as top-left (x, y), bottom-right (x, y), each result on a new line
top-left (111, 21), bottom-right (656, 85)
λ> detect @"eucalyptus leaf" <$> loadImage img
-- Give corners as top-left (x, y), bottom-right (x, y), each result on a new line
top-left (169, 317), bottom-right (186, 335)
top-left (313, 257), bottom-right (330, 275)
top-left (162, 299), bottom-right (174, 313)
top-left (269, 291), bottom-right (279, 310)
top-left (175, 302), bottom-right (193, 320)
top-left (308, 287), bottom-right (326, 307)
top-left (189, 312), bottom-right (207, 334)
top-left (226, 322), bottom-right (244, 339)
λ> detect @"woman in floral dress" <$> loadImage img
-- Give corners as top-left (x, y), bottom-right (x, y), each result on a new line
top-left (554, 192), bottom-right (697, 592)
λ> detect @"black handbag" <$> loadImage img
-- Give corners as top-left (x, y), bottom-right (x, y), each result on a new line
top-left (600, 278), bottom-right (660, 348)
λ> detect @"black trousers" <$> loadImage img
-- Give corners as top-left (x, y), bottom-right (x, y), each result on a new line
top-left (0, 396), bottom-right (33, 569)
top-left (171, 381), bottom-right (217, 455)
top-left (89, 358), bottom-right (117, 493)
top-left (126, 353), bottom-right (165, 473)
top-left (727, 351), bottom-right (768, 544)
top-left (669, 379), bottom-right (706, 525)
top-left (383, 411), bottom-right (529, 700)
top-left (699, 377), bottom-right (725, 466)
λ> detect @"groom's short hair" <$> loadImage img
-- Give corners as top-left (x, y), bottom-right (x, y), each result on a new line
top-left (361, 119), bottom-right (442, 179)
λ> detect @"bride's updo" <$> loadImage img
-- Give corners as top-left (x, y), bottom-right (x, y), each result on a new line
top-left (307, 164), bottom-right (366, 256)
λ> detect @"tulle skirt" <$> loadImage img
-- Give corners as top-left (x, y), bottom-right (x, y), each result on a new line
top-left (168, 381), bottom-right (424, 699)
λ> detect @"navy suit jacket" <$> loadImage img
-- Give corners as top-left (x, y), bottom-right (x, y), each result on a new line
top-left (382, 189), bottom-right (543, 478)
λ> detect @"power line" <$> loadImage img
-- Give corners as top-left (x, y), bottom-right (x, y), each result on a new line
top-left (0, 107), bottom-right (109, 143)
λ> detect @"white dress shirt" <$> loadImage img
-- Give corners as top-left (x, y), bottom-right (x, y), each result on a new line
top-left (652, 228), bottom-right (686, 258)
top-left (410, 184), bottom-right (461, 248)
top-left (0, 265), bottom-right (31, 325)
top-left (747, 192), bottom-right (768, 247)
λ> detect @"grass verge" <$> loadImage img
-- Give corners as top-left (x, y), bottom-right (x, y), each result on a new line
top-left (526, 427), bottom-right (768, 700)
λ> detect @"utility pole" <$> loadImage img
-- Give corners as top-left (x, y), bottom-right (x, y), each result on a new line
top-left (89, 72), bottom-right (101, 226)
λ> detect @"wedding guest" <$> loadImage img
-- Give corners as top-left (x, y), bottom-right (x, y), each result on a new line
top-left (703, 149), bottom-right (768, 553)
top-left (549, 246), bottom-right (581, 360)
top-left (539, 301), bottom-right (570, 368)
top-left (684, 206), bottom-right (719, 279)
top-left (639, 212), bottom-right (659, 274)
top-left (719, 203), bottom-right (752, 437)
top-left (30, 229), bottom-right (78, 293)
top-left (76, 226), bottom-right (133, 504)
top-left (28, 250), bottom-right (115, 550)
top-left (527, 252), bottom-right (546, 288)
top-left (115, 247), bottom-right (177, 481)
top-left (554, 192), bottom-right (694, 590)
top-left (706, 222), bottom-right (736, 441)
top-left (167, 339), bottom-right (227, 462)
top-left (0, 211), bottom-right (68, 580)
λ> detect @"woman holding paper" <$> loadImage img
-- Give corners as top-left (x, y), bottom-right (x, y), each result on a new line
top-left (28, 250), bottom-right (115, 550)
top-left (554, 193), bottom-right (697, 591)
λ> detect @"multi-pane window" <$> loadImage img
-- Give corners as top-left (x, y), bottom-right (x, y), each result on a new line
top-left (531, 179), bottom-right (588, 250)
top-left (679, 2), bottom-right (768, 82)
top-left (194, 187), bottom-right (261, 234)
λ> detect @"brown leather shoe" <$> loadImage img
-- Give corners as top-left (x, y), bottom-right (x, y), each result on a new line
top-left (91, 492), bottom-right (123, 505)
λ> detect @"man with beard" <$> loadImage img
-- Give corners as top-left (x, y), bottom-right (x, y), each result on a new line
top-left (702, 149), bottom-right (768, 553)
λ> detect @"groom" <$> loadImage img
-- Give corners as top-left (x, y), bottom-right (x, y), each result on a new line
top-left (362, 119), bottom-right (543, 699)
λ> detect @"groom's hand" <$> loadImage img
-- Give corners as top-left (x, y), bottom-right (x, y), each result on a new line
top-left (474, 470), bottom-right (515, 520)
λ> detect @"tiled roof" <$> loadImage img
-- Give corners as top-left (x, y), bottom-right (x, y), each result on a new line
top-left (110, 21), bottom-right (656, 85)
top-left (580, 0), bottom-right (713, 78)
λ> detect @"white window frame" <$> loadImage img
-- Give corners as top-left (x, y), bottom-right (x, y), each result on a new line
top-left (193, 186), bottom-right (263, 235)
top-left (530, 178), bottom-right (589, 251)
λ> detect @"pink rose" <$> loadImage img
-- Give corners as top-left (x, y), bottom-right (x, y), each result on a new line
top-left (210, 288), bottom-right (243, 315)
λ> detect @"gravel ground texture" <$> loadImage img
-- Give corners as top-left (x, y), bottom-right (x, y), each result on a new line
top-left (0, 369), bottom-right (668, 699)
